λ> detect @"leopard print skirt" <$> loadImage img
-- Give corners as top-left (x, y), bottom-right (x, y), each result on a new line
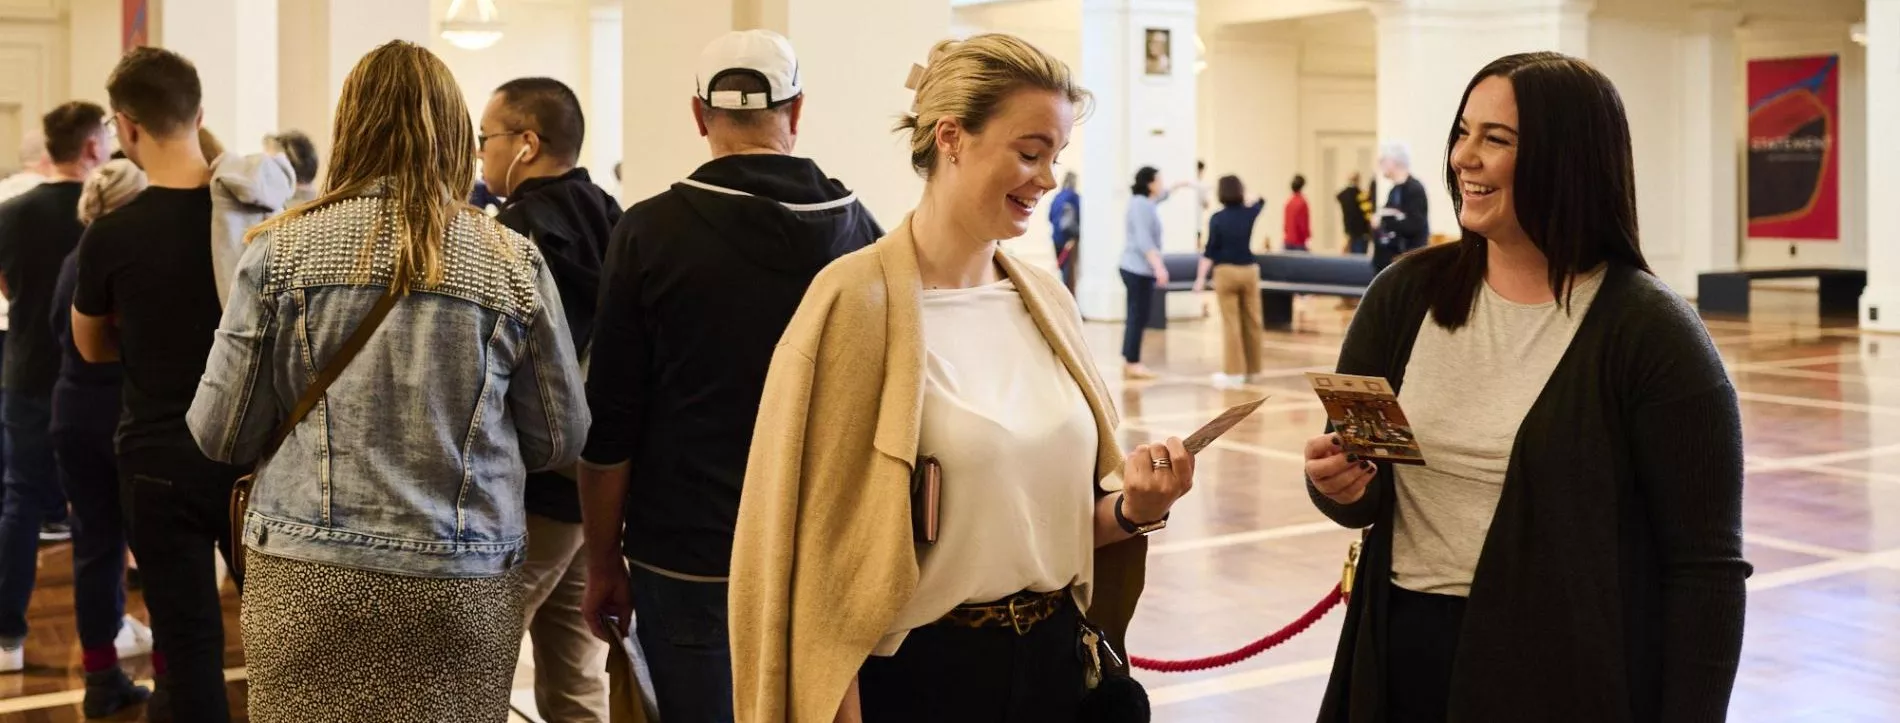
top-left (241, 550), bottom-right (524, 722)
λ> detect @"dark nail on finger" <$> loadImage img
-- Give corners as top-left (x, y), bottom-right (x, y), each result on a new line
top-left (1362, 461), bottom-right (1376, 472)
top-left (1331, 435), bottom-right (1342, 447)
top-left (1346, 453), bottom-right (1359, 463)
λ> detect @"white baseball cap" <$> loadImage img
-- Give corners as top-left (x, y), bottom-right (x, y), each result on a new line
top-left (697, 30), bottom-right (803, 110)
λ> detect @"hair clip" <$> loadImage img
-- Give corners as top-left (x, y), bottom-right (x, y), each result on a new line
top-left (905, 63), bottom-right (928, 113)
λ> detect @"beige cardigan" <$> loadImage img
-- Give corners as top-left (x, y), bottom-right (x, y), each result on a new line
top-left (728, 217), bottom-right (1148, 722)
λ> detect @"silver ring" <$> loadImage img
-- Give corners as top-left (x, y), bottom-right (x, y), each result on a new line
top-left (1151, 457), bottom-right (1172, 470)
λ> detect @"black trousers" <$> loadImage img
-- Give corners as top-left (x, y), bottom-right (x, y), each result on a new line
top-left (1120, 270), bottom-right (1156, 364)
top-left (120, 445), bottom-right (245, 723)
top-left (1385, 585), bottom-right (1467, 723)
top-left (859, 601), bottom-right (1086, 722)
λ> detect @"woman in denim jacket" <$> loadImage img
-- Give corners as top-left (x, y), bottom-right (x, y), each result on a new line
top-left (186, 41), bottom-right (589, 722)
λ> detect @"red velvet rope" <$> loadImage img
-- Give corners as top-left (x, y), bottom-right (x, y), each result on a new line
top-left (1129, 584), bottom-right (1346, 673)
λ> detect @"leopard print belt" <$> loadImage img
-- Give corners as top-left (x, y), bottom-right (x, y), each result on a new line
top-left (933, 588), bottom-right (1070, 636)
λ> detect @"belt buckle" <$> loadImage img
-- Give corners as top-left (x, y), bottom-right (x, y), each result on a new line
top-left (1007, 598), bottom-right (1029, 636)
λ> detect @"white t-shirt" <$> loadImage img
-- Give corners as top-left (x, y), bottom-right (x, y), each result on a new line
top-left (874, 278), bottom-right (1098, 655)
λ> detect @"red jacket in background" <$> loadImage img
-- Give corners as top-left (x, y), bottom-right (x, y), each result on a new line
top-left (1284, 193), bottom-right (1311, 250)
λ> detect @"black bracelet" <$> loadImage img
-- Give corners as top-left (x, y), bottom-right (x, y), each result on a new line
top-left (1114, 493), bottom-right (1170, 535)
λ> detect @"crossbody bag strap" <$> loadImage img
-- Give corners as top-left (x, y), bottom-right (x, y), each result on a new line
top-left (260, 289), bottom-right (400, 457)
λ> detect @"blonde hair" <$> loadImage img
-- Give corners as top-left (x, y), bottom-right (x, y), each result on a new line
top-left (895, 34), bottom-right (1090, 179)
top-left (249, 41), bottom-right (482, 294)
top-left (78, 159), bottom-right (148, 225)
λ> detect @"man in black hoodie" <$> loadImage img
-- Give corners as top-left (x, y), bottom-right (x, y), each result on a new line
top-left (479, 76), bottom-right (619, 722)
top-left (577, 30), bottom-right (880, 723)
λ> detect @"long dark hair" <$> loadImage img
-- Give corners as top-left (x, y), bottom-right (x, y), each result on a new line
top-left (1414, 52), bottom-right (1650, 329)
top-left (1131, 166), bottom-right (1158, 196)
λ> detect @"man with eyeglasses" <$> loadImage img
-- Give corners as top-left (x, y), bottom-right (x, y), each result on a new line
top-left (477, 76), bottom-right (619, 723)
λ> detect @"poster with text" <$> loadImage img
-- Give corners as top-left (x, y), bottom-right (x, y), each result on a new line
top-left (1746, 55), bottom-right (1839, 241)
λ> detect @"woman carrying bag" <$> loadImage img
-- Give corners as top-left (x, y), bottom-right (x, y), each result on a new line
top-left (728, 34), bottom-right (1197, 723)
top-left (186, 41), bottom-right (589, 721)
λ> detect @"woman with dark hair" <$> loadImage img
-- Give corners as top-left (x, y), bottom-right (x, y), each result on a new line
top-left (1302, 52), bottom-right (1747, 722)
top-left (1119, 165), bottom-right (1170, 379)
top-left (1192, 174), bottom-right (1265, 388)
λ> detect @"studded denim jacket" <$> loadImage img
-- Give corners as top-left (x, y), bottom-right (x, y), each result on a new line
top-left (186, 190), bottom-right (591, 578)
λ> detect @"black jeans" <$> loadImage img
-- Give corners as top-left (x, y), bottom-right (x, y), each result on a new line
top-left (1386, 585), bottom-right (1467, 723)
top-left (859, 600), bottom-right (1086, 722)
top-left (53, 399), bottom-right (129, 652)
top-left (629, 564), bottom-right (734, 723)
top-left (0, 393), bottom-right (64, 641)
top-left (121, 445), bottom-right (245, 723)
top-left (1120, 270), bottom-right (1156, 364)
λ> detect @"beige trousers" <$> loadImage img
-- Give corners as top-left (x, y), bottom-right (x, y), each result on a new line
top-left (1213, 264), bottom-right (1265, 376)
top-left (519, 513), bottom-right (611, 723)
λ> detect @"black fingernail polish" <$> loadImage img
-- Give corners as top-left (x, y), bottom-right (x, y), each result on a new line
top-left (1346, 453), bottom-right (1359, 463)
top-left (1363, 461), bottom-right (1375, 472)
top-left (1331, 436), bottom-right (1342, 447)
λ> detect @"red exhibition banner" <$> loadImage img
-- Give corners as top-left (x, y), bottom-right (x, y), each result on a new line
top-left (122, 0), bottom-right (148, 51)
top-left (1745, 55), bottom-right (1839, 241)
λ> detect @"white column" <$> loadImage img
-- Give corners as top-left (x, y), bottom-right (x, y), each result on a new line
top-left (1372, 0), bottom-right (1595, 243)
top-left (277, 0), bottom-right (433, 171)
top-left (590, 4), bottom-right (625, 196)
top-left (1863, 0), bottom-right (1900, 331)
top-left (619, 0), bottom-right (736, 205)
top-left (158, 0), bottom-right (278, 155)
top-left (779, 0), bottom-right (951, 227)
top-left (1076, 0), bottom-right (1198, 321)
top-left (1675, 7), bottom-right (1743, 291)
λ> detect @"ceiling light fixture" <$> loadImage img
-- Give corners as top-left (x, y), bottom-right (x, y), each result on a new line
top-left (442, 0), bottom-right (504, 51)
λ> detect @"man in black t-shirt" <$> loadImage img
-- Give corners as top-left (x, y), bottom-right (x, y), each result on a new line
top-left (0, 101), bottom-right (151, 713)
top-left (72, 48), bottom-right (243, 723)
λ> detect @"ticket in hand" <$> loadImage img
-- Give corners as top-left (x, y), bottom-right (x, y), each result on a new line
top-left (1305, 372), bottom-right (1426, 465)
top-left (1183, 396), bottom-right (1270, 454)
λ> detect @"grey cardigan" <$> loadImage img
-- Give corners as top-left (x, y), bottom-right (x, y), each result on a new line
top-left (1310, 251), bottom-right (1749, 723)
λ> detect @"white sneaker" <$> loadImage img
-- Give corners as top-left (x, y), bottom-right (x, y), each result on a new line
top-left (114, 617), bottom-right (153, 659)
top-left (0, 641), bottom-right (21, 673)
top-left (1210, 373), bottom-right (1247, 389)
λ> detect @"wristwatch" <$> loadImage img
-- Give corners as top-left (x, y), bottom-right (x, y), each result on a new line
top-left (1114, 493), bottom-right (1170, 536)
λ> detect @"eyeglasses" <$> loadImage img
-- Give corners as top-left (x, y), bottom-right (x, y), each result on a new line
top-left (478, 130), bottom-right (525, 148)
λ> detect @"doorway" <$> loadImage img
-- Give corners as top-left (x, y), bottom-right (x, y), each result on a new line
top-left (1314, 131), bottom-right (1377, 254)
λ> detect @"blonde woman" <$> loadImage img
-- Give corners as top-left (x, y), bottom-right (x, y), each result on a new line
top-left (730, 34), bottom-right (1196, 722)
top-left (186, 41), bottom-right (588, 721)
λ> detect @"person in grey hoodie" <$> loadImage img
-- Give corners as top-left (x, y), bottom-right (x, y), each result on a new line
top-left (208, 150), bottom-right (297, 309)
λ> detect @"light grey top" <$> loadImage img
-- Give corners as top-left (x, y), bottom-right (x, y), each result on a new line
top-left (1120, 193), bottom-right (1166, 276)
top-left (1390, 269), bottom-right (1605, 597)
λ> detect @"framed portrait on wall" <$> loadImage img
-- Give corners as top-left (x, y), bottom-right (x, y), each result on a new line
top-left (1144, 28), bottom-right (1172, 76)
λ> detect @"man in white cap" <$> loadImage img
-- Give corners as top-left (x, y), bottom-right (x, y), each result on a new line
top-left (577, 29), bottom-right (882, 723)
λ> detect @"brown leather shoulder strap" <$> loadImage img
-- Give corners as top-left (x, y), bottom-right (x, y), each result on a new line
top-left (261, 290), bottom-right (400, 457)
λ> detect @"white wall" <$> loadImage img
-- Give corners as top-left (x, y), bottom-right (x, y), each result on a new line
top-left (589, 4), bottom-right (624, 197)
top-left (782, 0), bottom-right (951, 230)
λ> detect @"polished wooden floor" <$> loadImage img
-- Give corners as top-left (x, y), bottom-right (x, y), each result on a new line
top-left (4, 289), bottom-right (1899, 721)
